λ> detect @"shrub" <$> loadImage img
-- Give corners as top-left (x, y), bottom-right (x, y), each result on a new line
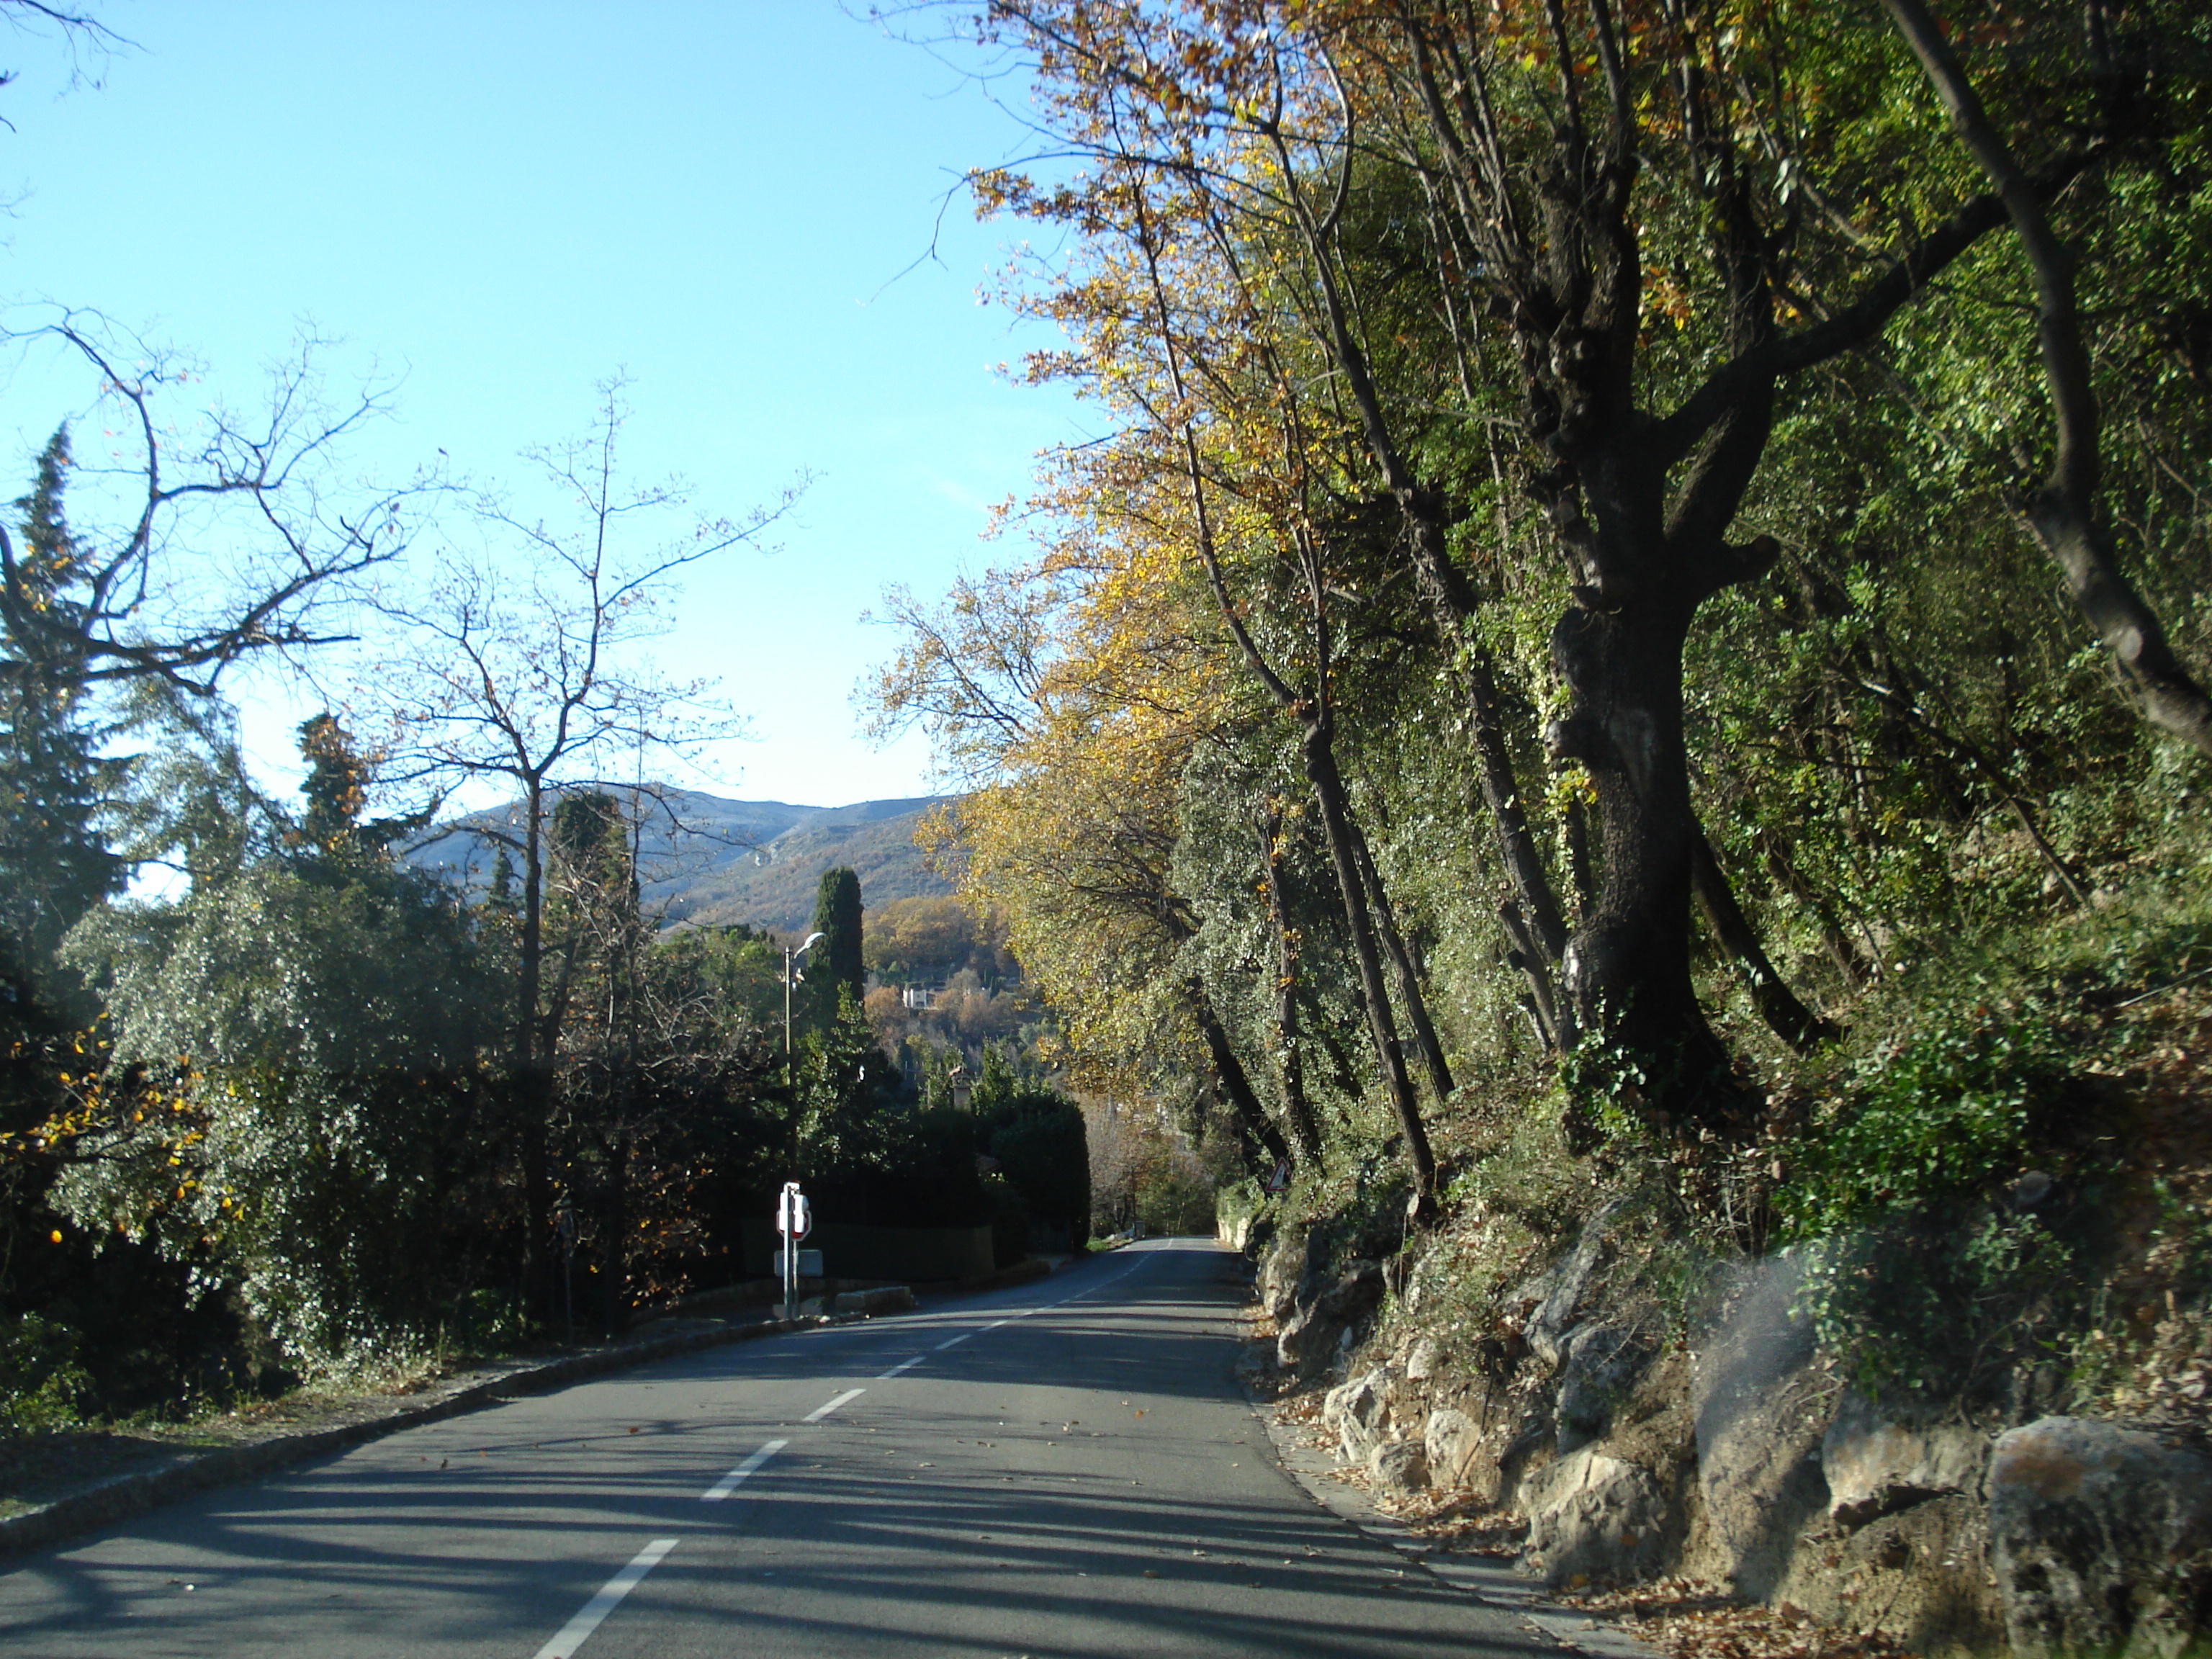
top-left (1, 1313), bottom-right (93, 1433)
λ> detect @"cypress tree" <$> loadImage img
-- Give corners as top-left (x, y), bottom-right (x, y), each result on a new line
top-left (809, 866), bottom-right (865, 1011)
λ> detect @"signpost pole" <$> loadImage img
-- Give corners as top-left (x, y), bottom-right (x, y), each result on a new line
top-left (777, 1182), bottom-right (811, 1319)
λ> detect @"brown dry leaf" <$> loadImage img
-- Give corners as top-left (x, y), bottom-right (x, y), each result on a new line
top-left (1557, 1578), bottom-right (1919, 1659)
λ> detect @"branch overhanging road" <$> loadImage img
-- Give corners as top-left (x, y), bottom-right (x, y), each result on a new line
top-left (0, 1241), bottom-right (1544, 1658)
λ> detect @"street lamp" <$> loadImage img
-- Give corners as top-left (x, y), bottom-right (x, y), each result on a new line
top-left (779, 930), bottom-right (827, 1318)
top-left (782, 930), bottom-right (825, 1170)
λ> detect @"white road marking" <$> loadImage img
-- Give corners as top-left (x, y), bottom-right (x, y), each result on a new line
top-left (701, 1438), bottom-right (786, 1502)
top-left (933, 1333), bottom-right (971, 1350)
top-left (876, 1356), bottom-right (922, 1379)
top-left (530, 1537), bottom-right (678, 1659)
top-left (805, 1387), bottom-right (867, 1421)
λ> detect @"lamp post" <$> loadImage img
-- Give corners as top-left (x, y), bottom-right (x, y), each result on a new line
top-left (780, 931), bottom-right (825, 1318)
top-left (782, 930), bottom-right (825, 1172)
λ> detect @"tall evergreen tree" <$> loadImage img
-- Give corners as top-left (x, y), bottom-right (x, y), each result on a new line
top-left (809, 866), bottom-right (865, 1012)
top-left (0, 428), bottom-right (122, 1016)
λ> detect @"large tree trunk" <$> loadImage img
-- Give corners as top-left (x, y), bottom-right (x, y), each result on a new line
top-left (1546, 595), bottom-right (1732, 1101)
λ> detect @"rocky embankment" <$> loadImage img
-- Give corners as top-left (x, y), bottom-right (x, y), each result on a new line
top-left (1245, 1209), bottom-right (2212, 1658)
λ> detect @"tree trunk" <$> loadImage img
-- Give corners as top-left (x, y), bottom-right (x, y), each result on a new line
top-left (1547, 598), bottom-right (1734, 1103)
top-left (1689, 827), bottom-right (1840, 1053)
top-left (1884, 0), bottom-right (2212, 761)
top-left (1256, 798), bottom-right (1324, 1166)
top-left (1349, 817), bottom-right (1455, 1103)
top-left (1301, 721), bottom-right (1438, 1221)
top-left (515, 775), bottom-right (554, 1325)
top-left (1191, 989), bottom-right (1291, 1171)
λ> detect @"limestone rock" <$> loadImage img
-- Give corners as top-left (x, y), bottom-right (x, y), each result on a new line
top-left (1405, 1335), bottom-right (1444, 1383)
top-left (1276, 1259), bottom-right (1383, 1375)
top-left (1988, 1416), bottom-right (2212, 1659)
top-left (1323, 1366), bottom-right (1393, 1465)
top-left (1822, 1390), bottom-right (1990, 1527)
top-left (1509, 1194), bottom-right (1633, 1368)
top-left (1689, 1253), bottom-right (1830, 1596)
top-left (1521, 1445), bottom-right (1670, 1587)
top-left (1370, 1437), bottom-right (1431, 1499)
top-left (1259, 1224), bottom-right (1321, 1324)
top-left (1425, 1406), bottom-right (1483, 1489)
top-left (1557, 1321), bottom-right (1651, 1452)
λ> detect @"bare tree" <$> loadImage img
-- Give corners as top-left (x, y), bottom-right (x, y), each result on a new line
top-left (0, 315), bottom-right (436, 695)
top-left (369, 376), bottom-right (802, 1319)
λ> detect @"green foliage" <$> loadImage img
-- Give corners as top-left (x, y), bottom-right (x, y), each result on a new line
top-left (1134, 1159), bottom-right (1216, 1237)
top-left (790, 986), bottom-right (896, 1172)
top-left (652, 923), bottom-right (783, 1035)
top-left (54, 731), bottom-right (505, 1369)
top-left (863, 895), bottom-right (1014, 986)
top-left (1780, 1000), bottom-right (2072, 1238)
top-left (1776, 997), bottom-right (2092, 1394)
top-left (0, 1311), bottom-right (93, 1433)
top-left (981, 1172), bottom-right (1030, 1267)
top-left (0, 428), bottom-right (123, 1022)
top-left (809, 866), bottom-right (865, 1014)
top-left (984, 1091), bottom-right (1090, 1248)
top-left (1790, 1208), bottom-right (2087, 1397)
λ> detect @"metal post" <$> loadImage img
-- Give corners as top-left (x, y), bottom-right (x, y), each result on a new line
top-left (778, 1181), bottom-right (811, 1320)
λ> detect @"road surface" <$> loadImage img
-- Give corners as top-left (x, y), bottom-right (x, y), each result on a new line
top-left (0, 1239), bottom-right (1542, 1657)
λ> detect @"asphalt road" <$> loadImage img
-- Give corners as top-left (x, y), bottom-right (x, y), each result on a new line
top-left (0, 1239), bottom-right (1542, 1658)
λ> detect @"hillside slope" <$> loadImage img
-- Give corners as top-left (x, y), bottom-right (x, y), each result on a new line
top-left (408, 788), bottom-right (957, 935)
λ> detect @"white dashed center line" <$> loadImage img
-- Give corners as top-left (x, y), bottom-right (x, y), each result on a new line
top-left (876, 1356), bottom-right (922, 1379)
top-left (530, 1537), bottom-right (678, 1659)
top-left (933, 1333), bottom-right (971, 1351)
top-left (701, 1438), bottom-right (786, 1501)
top-left (804, 1387), bottom-right (866, 1421)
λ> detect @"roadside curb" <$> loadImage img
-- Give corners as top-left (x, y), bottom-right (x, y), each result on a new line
top-left (1241, 1356), bottom-right (1653, 1659)
top-left (0, 1292), bottom-right (912, 1562)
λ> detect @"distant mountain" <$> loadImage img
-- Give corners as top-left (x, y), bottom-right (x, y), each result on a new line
top-left (407, 787), bottom-right (958, 935)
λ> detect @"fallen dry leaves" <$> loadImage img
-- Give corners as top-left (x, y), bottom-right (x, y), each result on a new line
top-left (1556, 1578), bottom-right (1919, 1659)
top-left (1382, 1487), bottom-right (1529, 1556)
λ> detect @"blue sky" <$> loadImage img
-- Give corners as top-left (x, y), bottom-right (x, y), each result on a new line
top-left (0, 1), bottom-right (1082, 808)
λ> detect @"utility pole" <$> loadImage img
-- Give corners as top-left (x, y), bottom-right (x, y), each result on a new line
top-left (782, 930), bottom-right (826, 1172)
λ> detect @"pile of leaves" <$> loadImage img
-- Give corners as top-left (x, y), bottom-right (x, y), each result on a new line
top-left (1556, 1580), bottom-right (1920, 1659)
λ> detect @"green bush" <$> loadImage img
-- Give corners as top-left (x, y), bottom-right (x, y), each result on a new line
top-left (981, 1173), bottom-right (1030, 1268)
top-left (1779, 999), bottom-right (2088, 1393)
top-left (1136, 1161), bottom-right (1216, 1237)
top-left (988, 1094), bottom-right (1089, 1248)
top-left (1785, 1002), bottom-right (2069, 1235)
top-left (1, 1313), bottom-right (93, 1433)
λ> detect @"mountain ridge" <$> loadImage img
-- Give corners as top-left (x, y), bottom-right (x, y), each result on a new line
top-left (407, 786), bottom-right (959, 935)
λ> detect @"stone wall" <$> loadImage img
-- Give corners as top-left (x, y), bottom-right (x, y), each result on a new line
top-left (1259, 1214), bottom-right (2212, 1658)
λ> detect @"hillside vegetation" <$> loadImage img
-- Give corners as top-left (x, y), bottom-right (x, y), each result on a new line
top-left (863, 3), bottom-right (2212, 1651)
top-left (410, 790), bottom-right (956, 936)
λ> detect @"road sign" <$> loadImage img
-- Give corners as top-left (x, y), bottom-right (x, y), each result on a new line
top-left (776, 1183), bottom-right (812, 1318)
top-left (777, 1183), bottom-right (812, 1241)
